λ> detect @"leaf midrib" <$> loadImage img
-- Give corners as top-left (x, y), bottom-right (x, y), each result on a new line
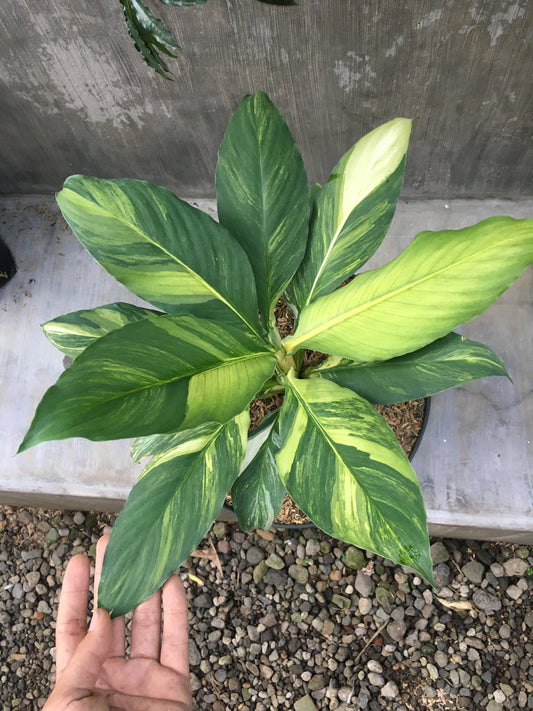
top-left (67, 189), bottom-right (261, 337)
top-left (289, 239), bottom-right (500, 350)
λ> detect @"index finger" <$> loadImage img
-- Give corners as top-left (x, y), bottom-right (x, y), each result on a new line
top-left (160, 575), bottom-right (190, 677)
top-left (55, 553), bottom-right (91, 679)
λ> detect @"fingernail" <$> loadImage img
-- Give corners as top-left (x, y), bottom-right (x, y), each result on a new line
top-left (89, 609), bottom-right (100, 631)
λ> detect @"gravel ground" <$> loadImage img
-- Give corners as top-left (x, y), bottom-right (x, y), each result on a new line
top-left (0, 506), bottom-right (532, 711)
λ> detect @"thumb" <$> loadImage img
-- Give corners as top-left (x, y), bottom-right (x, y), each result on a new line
top-left (58, 609), bottom-right (114, 694)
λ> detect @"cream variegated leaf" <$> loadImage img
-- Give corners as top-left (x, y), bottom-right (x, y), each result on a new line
top-left (287, 119), bottom-right (411, 312)
top-left (276, 375), bottom-right (433, 581)
top-left (99, 411), bottom-right (249, 616)
top-left (285, 217), bottom-right (533, 362)
top-left (19, 314), bottom-right (276, 452)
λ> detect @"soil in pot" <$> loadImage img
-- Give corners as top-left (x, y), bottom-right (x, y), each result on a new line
top-left (226, 296), bottom-right (428, 527)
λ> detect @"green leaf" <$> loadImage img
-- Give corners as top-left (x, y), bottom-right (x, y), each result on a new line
top-left (216, 91), bottom-right (310, 326)
top-left (285, 216), bottom-right (533, 362)
top-left (18, 314), bottom-right (276, 452)
top-left (276, 375), bottom-right (433, 581)
top-left (99, 412), bottom-right (249, 616)
top-left (308, 333), bottom-right (510, 404)
top-left (231, 412), bottom-right (286, 531)
top-left (119, 0), bottom-right (180, 80)
top-left (287, 119), bottom-right (411, 313)
top-left (43, 302), bottom-right (162, 359)
top-left (56, 175), bottom-right (263, 337)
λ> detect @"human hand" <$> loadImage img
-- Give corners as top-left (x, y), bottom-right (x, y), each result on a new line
top-left (44, 535), bottom-right (193, 711)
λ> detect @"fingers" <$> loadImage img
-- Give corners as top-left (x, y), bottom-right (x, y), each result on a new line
top-left (160, 575), bottom-right (190, 678)
top-left (53, 608), bottom-right (114, 699)
top-left (93, 535), bottom-right (125, 656)
top-left (130, 589), bottom-right (161, 660)
top-left (55, 553), bottom-right (91, 679)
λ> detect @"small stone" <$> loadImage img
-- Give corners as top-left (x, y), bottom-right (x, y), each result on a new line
top-left (218, 655), bottom-right (232, 665)
top-left (498, 623), bottom-right (511, 639)
top-left (25, 572), bottom-right (40, 589)
top-left (493, 690), bottom-right (506, 704)
top-left (368, 672), bottom-right (385, 687)
top-left (472, 589), bottom-right (501, 612)
top-left (188, 640), bottom-right (202, 666)
top-left (73, 512), bottom-right (85, 525)
top-left (502, 558), bottom-right (529, 577)
top-left (212, 522), bottom-right (226, 539)
top-left (357, 691), bottom-right (369, 709)
top-left (462, 560), bottom-right (485, 584)
top-left (344, 547), bottom-right (365, 570)
top-left (505, 584), bottom-right (522, 600)
top-left (37, 600), bottom-right (52, 615)
top-left (332, 594), bottom-right (351, 609)
top-left (217, 540), bottom-right (230, 554)
top-left (490, 562), bottom-right (505, 577)
top-left (386, 619), bottom-right (406, 642)
top-left (246, 546), bottom-right (265, 565)
top-left (289, 564), bottom-right (309, 585)
top-left (307, 674), bottom-right (325, 691)
top-left (430, 541), bottom-right (450, 564)
top-left (355, 571), bottom-right (373, 597)
top-left (266, 553), bottom-right (285, 569)
top-left (259, 664), bottom-right (273, 680)
top-left (253, 560), bottom-right (268, 584)
top-left (338, 687), bottom-right (354, 703)
top-left (264, 569), bottom-right (288, 586)
top-left (259, 612), bottom-right (277, 627)
top-left (434, 651), bottom-right (448, 667)
top-left (359, 598), bottom-right (372, 615)
top-left (380, 681), bottom-right (399, 699)
top-left (294, 694), bottom-right (318, 711)
top-left (433, 563), bottom-right (451, 589)
top-left (367, 660), bottom-right (383, 673)
top-left (305, 539), bottom-right (321, 557)
top-left (486, 702), bottom-right (503, 711)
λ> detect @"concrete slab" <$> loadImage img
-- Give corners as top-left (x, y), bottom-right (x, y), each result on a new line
top-left (1, 196), bottom-right (532, 541)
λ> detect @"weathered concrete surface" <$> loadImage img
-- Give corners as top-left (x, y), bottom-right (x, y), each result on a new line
top-left (1, 196), bottom-right (531, 541)
top-left (1, 0), bottom-right (532, 197)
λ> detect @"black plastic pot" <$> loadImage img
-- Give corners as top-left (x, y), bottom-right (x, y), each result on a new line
top-left (0, 236), bottom-right (16, 287)
top-left (220, 396), bottom-right (431, 530)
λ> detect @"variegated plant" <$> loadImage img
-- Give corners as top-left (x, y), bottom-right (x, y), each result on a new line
top-left (19, 92), bottom-right (533, 616)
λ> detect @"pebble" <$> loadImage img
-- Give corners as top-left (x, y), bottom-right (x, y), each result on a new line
top-left (1, 507), bottom-right (531, 711)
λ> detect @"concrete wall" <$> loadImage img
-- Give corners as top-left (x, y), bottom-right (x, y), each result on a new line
top-left (1, 0), bottom-right (531, 197)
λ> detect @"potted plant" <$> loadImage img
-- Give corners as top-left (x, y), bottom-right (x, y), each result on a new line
top-left (18, 92), bottom-right (532, 616)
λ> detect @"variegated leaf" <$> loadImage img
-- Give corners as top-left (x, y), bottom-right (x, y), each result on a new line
top-left (18, 314), bottom-right (276, 452)
top-left (231, 412), bottom-right (286, 531)
top-left (276, 375), bottom-right (433, 581)
top-left (43, 302), bottom-right (161, 358)
top-left (216, 91), bottom-right (310, 326)
top-left (99, 412), bottom-right (249, 616)
top-left (285, 217), bottom-right (533, 362)
top-left (56, 175), bottom-right (263, 336)
top-left (308, 333), bottom-right (509, 404)
top-left (287, 119), bottom-right (411, 313)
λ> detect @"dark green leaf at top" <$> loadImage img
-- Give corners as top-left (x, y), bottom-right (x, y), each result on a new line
top-left (216, 91), bottom-right (310, 327)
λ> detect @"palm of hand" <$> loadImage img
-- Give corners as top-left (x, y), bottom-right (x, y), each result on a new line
top-left (46, 535), bottom-right (192, 711)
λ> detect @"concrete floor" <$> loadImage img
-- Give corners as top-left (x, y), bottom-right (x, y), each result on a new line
top-left (1, 196), bottom-right (532, 542)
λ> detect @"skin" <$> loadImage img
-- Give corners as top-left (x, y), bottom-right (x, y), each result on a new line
top-left (43, 535), bottom-right (193, 711)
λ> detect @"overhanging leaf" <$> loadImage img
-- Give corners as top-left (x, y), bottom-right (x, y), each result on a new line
top-left (285, 216), bottom-right (533, 362)
top-left (120, 0), bottom-right (180, 79)
top-left (43, 302), bottom-right (162, 359)
top-left (231, 412), bottom-right (286, 531)
top-left (57, 175), bottom-right (263, 337)
top-left (216, 91), bottom-right (310, 326)
top-left (99, 412), bottom-right (249, 616)
top-left (308, 333), bottom-right (510, 404)
top-left (19, 314), bottom-right (276, 452)
top-left (287, 118), bottom-right (411, 313)
top-left (276, 375), bottom-right (433, 581)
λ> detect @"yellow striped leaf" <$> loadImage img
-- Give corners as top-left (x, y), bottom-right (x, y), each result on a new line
top-left (285, 217), bottom-right (533, 362)
top-left (308, 333), bottom-right (509, 404)
top-left (18, 314), bottom-right (276, 452)
top-left (287, 119), bottom-right (411, 312)
top-left (99, 412), bottom-right (249, 616)
top-left (57, 176), bottom-right (263, 336)
top-left (276, 374), bottom-right (433, 581)
top-left (43, 302), bottom-right (161, 358)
